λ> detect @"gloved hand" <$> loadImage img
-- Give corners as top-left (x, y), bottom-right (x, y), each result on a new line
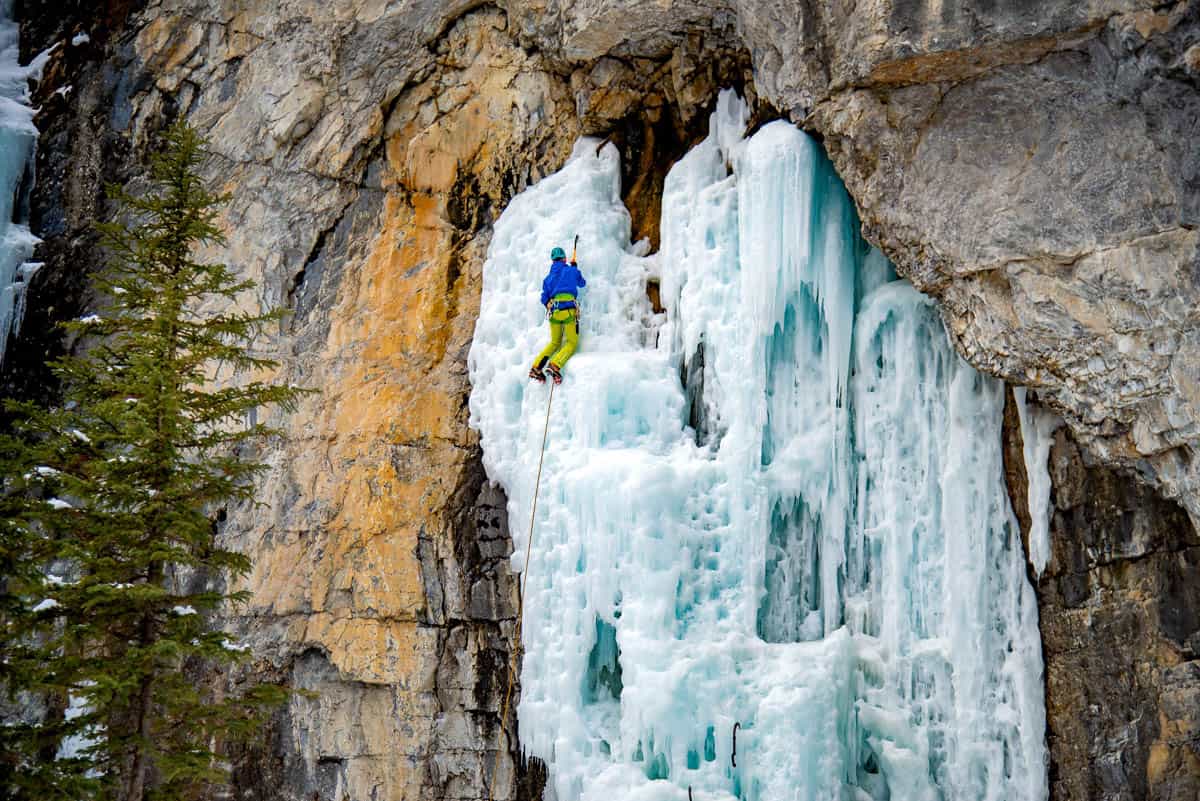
top-left (570, 260), bottom-right (577, 266)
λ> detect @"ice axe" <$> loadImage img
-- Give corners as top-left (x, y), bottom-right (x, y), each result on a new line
top-left (571, 235), bottom-right (582, 323)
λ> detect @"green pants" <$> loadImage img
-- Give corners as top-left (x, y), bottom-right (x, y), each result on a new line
top-left (533, 308), bottom-right (579, 370)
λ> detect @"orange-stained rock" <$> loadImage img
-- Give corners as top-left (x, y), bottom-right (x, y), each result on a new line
top-left (122, 6), bottom-right (581, 798)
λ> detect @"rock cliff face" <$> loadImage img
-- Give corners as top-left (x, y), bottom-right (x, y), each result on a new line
top-left (1037, 429), bottom-right (1200, 801)
top-left (1005, 390), bottom-right (1200, 801)
top-left (11, 1), bottom-right (1200, 799)
top-left (813, 2), bottom-right (1200, 526)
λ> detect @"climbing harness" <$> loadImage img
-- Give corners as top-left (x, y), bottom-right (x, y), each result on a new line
top-left (486, 382), bottom-right (556, 801)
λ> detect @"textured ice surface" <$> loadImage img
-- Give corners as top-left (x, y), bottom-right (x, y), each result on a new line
top-left (469, 91), bottom-right (1047, 801)
top-left (0, 0), bottom-right (42, 366)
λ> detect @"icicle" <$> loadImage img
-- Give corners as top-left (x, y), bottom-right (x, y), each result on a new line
top-left (1014, 387), bottom-right (1062, 577)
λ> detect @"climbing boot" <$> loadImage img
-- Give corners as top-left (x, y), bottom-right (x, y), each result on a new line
top-left (545, 362), bottom-right (563, 385)
top-left (528, 365), bottom-right (546, 383)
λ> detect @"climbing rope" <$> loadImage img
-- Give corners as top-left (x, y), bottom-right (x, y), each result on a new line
top-left (487, 382), bottom-right (556, 801)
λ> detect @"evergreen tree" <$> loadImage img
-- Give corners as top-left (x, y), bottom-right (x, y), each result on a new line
top-left (0, 122), bottom-right (305, 801)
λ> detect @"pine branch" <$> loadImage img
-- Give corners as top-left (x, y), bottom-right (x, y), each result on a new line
top-left (1, 121), bottom-right (307, 800)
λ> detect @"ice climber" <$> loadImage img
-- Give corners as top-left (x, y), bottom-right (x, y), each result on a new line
top-left (529, 245), bottom-right (586, 385)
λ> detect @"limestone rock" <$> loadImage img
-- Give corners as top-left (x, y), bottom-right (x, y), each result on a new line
top-left (813, 8), bottom-right (1200, 528)
top-left (1037, 424), bottom-right (1200, 801)
top-left (177, 7), bottom-right (580, 797)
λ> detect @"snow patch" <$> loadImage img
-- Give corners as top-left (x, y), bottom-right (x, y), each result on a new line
top-left (58, 682), bottom-right (100, 761)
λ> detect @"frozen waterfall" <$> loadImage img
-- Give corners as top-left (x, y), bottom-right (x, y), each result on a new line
top-left (0, 0), bottom-right (43, 367)
top-left (468, 91), bottom-right (1047, 801)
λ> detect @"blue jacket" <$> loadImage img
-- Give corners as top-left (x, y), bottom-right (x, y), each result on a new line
top-left (540, 259), bottom-right (586, 306)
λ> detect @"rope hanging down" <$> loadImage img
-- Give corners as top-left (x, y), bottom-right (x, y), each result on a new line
top-left (487, 382), bottom-right (556, 801)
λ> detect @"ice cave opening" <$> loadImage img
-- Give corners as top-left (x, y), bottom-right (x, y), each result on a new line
top-left (469, 90), bottom-right (1048, 801)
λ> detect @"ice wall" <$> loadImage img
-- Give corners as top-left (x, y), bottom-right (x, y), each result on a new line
top-left (0, 0), bottom-right (43, 367)
top-left (469, 91), bottom-right (1047, 801)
